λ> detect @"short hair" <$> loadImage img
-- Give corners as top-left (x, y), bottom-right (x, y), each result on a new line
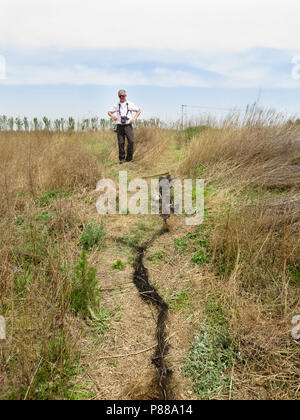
top-left (118, 89), bottom-right (127, 97)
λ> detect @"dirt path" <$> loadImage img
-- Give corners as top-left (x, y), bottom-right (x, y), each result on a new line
top-left (77, 158), bottom-right (203, 400)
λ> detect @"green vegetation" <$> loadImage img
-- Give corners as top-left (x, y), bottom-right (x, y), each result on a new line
top-left (184, 300), bottom-right (240, 399)
top-left (30, 332), bottom-right (81, 400)
top-left (169, 287), bottom-right (193, 312)
top-left (174, 237), bottom-right (188, 253)
top-left (289, 262), bottom-right (300, 286)
top-left (70, 251), bottom-right (112, 334)
top-left (112, 259), bottom-right (126, 270)
top-left (70, 251), bottom-right (100, 317)
top-left (123, 220), bottom-right (158, 247)
top-left (147, 251), bottom-right (165, 263)
top-left (6, 332), bottom-right (87, 401)
top-left (183, 125), bottom-right (209, 141)
top-left (192, 250), bottom-right (210, 265)
top-left (0, 114), bottom-right (167, 132)
top-left (175, 228), bottom-right (212, 266)
top-left (37, 189), bottom-right (72, 207)
top-left (79, 220), bottom-right (106, 251)
top-left (2, 112), bottom-right (300, 400)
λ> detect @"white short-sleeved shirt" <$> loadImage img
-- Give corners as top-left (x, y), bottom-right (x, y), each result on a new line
top-left (109, 101), bottom-right (140, 124)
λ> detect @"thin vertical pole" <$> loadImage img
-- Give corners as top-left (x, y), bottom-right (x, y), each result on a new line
top-left (181, 105), bottom-right (184, 130)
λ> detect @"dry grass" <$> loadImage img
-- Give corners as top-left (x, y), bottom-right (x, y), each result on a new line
top-left (211, 197), bottom-right (300, 287)
top-left (176, 110), bottom-right (300, 399)
top-left (203, 173), bottom-right (300, 399)
top-left (0, 131), bottom-right (104, 399)
top-left (180, 111), bottom-right (300, 190)
top-left (1, 115), bottom-right (300, 400)
top-left (0, 209), bottom-right (81, 399)
top-left (108, 127), bottom-right (169, 167)
top-left (0, 132), bottom-right (103, 217)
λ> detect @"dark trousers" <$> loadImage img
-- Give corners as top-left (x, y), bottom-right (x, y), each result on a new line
top-left (117, 124), bottom-right (134, 161)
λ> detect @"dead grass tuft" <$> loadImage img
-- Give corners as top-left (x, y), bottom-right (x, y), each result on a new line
top-left (181, 111), bottom-right (300, 190)
top-left (0, 132), bottom-right (103, 217)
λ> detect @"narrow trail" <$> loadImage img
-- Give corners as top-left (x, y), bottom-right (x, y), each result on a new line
top-left (114, 175), bottom-right (175, 400)
top-left (133, 222), bottom-right (172, 400)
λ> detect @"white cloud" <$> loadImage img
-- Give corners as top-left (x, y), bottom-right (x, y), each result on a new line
top-left (1, 64), bottom-right (148, 86)
top-left (1, 64), bottom-right (215, 87)
top-left (1, 59), bottom-right (297, 88)
top-left (1, 0), bottom-right (300, 52)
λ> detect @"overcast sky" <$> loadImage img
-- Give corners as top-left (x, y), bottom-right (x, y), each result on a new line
top-left (2, 0), bottom-right (300, 51)
top-left (0, 0), bottom-right (300, 119)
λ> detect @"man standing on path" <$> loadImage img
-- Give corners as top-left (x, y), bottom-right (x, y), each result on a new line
top-left (108, 90), bottom-right (141, 164)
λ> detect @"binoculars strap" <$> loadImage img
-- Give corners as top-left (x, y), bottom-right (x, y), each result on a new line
top-left (118, 102), bottom-right (129, 117)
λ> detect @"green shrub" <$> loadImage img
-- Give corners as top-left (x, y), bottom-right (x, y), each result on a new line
top-left (192, 250), bottom-right (210, 265)
top-left (36, 211), bottom-right (54, 224)
top-left (289, 262), bottom-right (300, 286)
top-left (112, 260), bottom-right (125, 270)
top-left (79, 220), bottom-right (106, 251)
top-left (174, 237), bottom-right (187, 253)
top-left (31, 332), bottom-right (80, 400)
top-left (69, 252), bottom-right (112, 333)
top-left (37, 189), bottom-right (72, 207)
top-left (70, 251), bottom-right (101, 318)
top-left (183, 125), bottom-right (208, 141)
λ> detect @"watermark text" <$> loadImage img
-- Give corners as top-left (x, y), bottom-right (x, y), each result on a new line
top-left (96, 172), bottom-right (204, 226)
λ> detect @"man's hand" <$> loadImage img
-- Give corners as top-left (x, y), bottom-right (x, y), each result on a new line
top-left (108, 111), bottom-right (118, 121)
top-left (132, 110), bottom-right (141, 124)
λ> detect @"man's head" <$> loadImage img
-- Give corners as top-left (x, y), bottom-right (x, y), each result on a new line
top-left (118, 89), bottom-right (127, 103)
